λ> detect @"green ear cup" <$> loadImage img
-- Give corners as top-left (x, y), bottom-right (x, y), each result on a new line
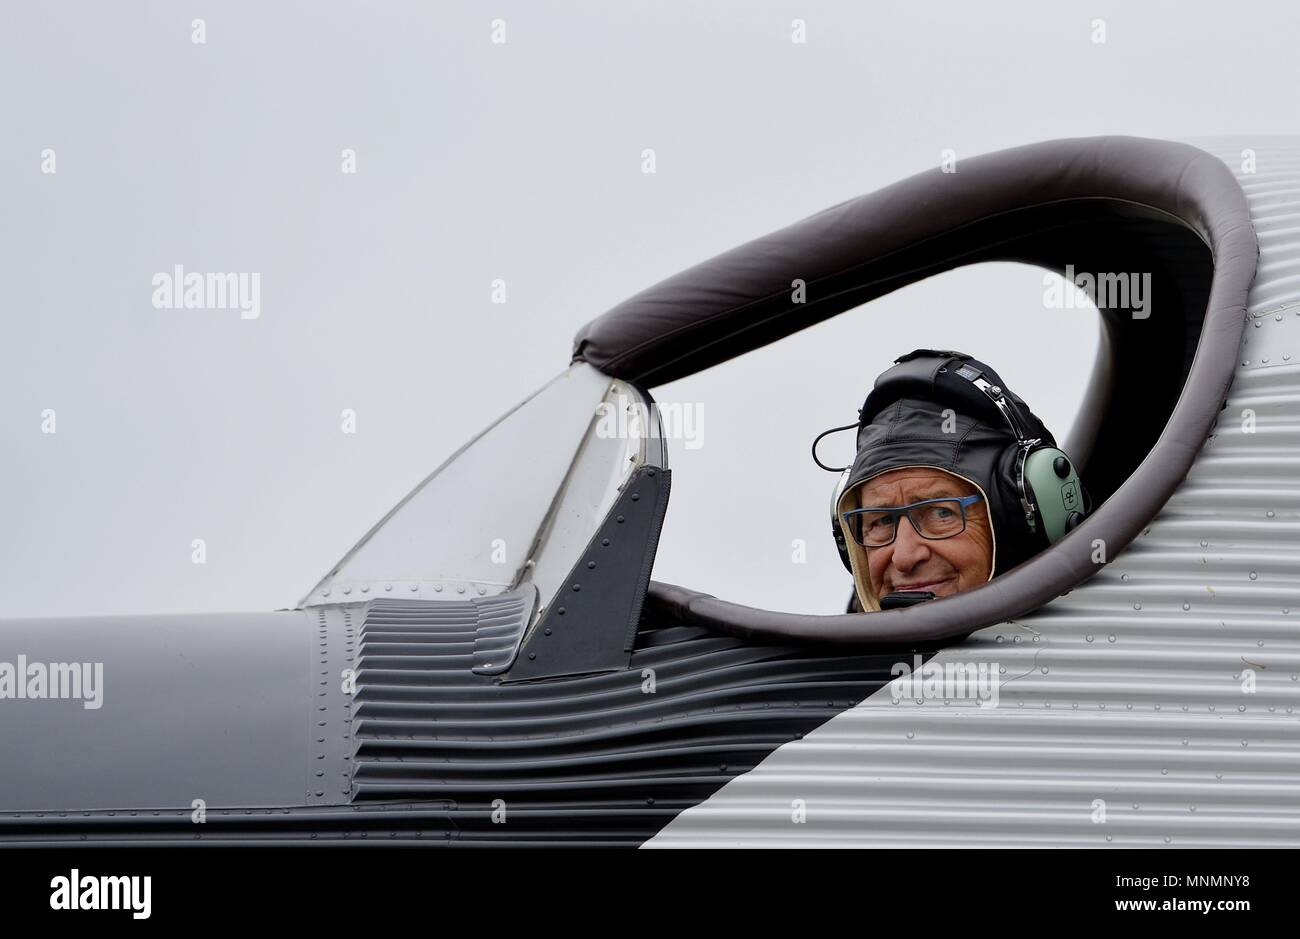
top-left (1023, 447), bottom-right (1086, 543)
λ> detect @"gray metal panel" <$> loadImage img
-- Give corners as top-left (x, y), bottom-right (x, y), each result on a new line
top-left (0, 610), bottom-right (900, 844)
top-left (306, 604), bottom-right (362, 805)
top-left (507, 464), bottom-right (671, 680)
top-left (0, 610), bottom-right (311, 811)
top-left (647, 136), bottom-right (1300, 848)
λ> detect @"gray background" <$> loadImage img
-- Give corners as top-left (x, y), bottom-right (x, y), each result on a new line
top-left (1, 0), bottom-right (1291, 618)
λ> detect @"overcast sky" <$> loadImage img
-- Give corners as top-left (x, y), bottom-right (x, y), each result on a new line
top-left (2, 1), bottom-right (1295, 619)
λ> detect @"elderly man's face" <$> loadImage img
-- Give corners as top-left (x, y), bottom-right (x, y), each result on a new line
top-left (855, 467), bottom-right (994, 600)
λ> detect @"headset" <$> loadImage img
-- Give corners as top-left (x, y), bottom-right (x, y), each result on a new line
top-left (815, 350), bottom-right (1091, 576)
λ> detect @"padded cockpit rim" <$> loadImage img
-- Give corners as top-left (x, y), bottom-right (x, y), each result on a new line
top-left (572, 136), bottom-right (1258, 645)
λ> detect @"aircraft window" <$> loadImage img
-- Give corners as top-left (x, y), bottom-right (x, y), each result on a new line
top-left (300, 363), bottom-right (666, 631)
top-left (644, 262), bottom-right (1100, 618)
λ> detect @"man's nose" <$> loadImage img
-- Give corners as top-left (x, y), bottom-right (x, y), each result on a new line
top-left (890, 515), bottom-right (931, 571)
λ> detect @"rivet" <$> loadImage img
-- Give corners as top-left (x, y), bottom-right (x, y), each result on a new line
top-left (361, 585), bottom-right (370, 593)
top-left (557, 607), bottom-right (566, 615)
top-left (434, 584), bottom-right (443, 592)
top-left (323, 590), bottom-right (331, 597)
top-left (601, 538), bottom-right (610, 546)
top-left (477, 586), bottom-right (486, 595)
top-left (528, 653), bottom-right (536, 660)
top-left (384, 584), bottom-right (392, 591)
top-left (631, 493), bottom-right (640, 501)
top-left (587, 561), bottom-right (596, 569)
top-left (1249, 571), bottom-right (1258, 580)
top-left (572, 583), bottom-right (581, 592)
top-left (616, 515), bottom-right (625, 523)
top-left (342, 587), bottom-right (352, 595)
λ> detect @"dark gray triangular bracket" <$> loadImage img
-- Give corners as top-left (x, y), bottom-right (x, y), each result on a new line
top-left (504, 464), bottom-right (670, 681)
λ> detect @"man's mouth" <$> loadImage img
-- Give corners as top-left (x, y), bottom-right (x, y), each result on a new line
top-left (890, 578), bottom-right (952, 592)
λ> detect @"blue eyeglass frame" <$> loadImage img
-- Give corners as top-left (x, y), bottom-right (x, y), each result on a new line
top-left (842, 493), bottom-right (984, 547)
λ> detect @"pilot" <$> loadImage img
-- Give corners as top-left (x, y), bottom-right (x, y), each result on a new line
top-left (824, 349), bottom-right (1089, 613)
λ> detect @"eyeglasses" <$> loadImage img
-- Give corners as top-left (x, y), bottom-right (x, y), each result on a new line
top-left (842, 494), bottom-right (984, 548)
